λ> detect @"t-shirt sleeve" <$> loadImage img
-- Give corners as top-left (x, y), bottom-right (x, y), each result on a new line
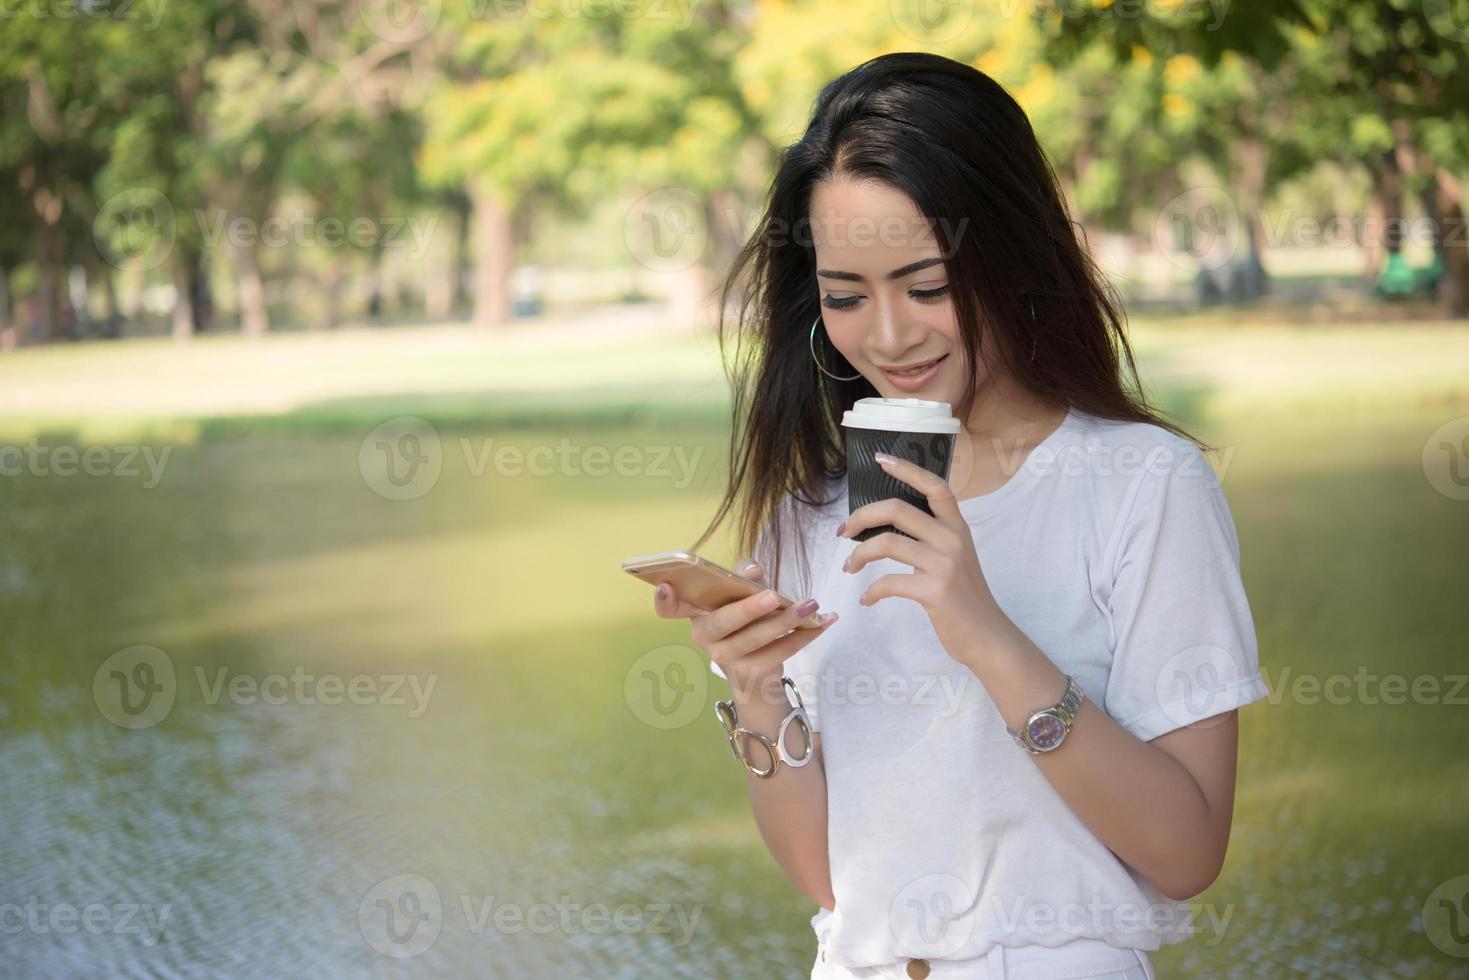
top-left (1102, 441), bottom-right (1269, 742)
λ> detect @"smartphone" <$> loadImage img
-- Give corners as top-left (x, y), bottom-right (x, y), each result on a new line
top-left (621, 550), bottom-right (824, 629)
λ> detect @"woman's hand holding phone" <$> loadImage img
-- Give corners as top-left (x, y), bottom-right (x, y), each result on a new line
top-left (653, 557), bottom-right (837, 695)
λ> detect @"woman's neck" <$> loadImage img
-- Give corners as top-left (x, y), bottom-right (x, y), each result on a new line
top-left (949, 381), bottom-right (1069, 501)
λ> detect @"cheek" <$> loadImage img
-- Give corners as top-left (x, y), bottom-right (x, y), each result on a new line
top-left (825, 323), bottom-right (863, 360)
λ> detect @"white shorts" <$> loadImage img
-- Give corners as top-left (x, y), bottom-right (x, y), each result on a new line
top-left (810, 934), bottom-right (1156, 980)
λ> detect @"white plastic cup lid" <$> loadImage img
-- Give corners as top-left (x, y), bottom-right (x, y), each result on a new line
top-left (840, 397), bottom-right (960, 434)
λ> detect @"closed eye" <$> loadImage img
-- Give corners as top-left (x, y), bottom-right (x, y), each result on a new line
top-left (821, 285), bottom-right (949, 310)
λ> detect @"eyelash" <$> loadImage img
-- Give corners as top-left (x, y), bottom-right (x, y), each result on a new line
top-left (821, 286), bottom-right (950, 311)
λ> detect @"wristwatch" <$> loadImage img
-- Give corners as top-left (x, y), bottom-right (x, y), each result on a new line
top-left (1007, 675), bottom-right (1085, 754)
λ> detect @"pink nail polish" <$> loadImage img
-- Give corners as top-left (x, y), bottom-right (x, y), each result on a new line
top-left (836, 520), bottom-right (847, 537)
top-left (841, 557), bottom-right (850, 573)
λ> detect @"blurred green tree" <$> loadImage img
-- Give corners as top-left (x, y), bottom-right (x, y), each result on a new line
top-left (419, 5), bottom-right (760, 328)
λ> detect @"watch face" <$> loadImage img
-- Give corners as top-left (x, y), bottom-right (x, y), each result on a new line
top-left (1027, 713), bottom-right (1067, 751)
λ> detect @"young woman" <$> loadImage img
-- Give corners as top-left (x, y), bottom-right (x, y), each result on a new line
top-left (654, 52), bottom-right (1269, 980)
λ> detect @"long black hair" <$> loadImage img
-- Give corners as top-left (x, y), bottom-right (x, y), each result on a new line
top-left (689, 51), bottom-right (1201, 599)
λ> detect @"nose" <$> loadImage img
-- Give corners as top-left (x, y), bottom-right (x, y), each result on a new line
top-left (870, 299), bottom-right (925, 362)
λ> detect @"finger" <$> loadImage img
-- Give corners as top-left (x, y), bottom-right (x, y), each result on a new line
top-left (839, 496), bottom-right (940, 544)
top-left (857, 571), bottom-right (927, 608)
top-left (736, 556), bottom-right (766, 581)
top-left (843, 530), bottom-right (940, 576)
top-left (701, 587), bottom-right (788, 642)
top-left (720, 600), bottom-right (831, 661)
top-left (652, 581), bottom-right (708, 620)
top-left (872, 452), bottom-right (963, 523)
top-left (722, 613), bottom-right (837, 677)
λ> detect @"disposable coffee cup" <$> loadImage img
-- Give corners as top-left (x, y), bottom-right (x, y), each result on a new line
top-left (840, 397), bottom-right (961, 542)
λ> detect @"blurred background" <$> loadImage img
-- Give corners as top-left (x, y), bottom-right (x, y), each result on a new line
top-left (2, 1), bottom-right (1468, 976)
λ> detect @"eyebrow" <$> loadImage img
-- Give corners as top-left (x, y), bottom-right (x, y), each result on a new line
top-left (816, 256), bottom-right (946, 282)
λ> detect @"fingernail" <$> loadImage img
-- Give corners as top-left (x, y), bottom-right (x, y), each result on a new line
top-left (760, 590), bottom-right (780, 610)
top-left (875, 452), bottom-right (896, 466)
top-left (819, 612), bottom-right (839, 626)
top-left (835, 520), bottom-right (847, 537)
top-left (794, 598), bottom-right (819, 617)
top-left (656, 584), bottom-right (668, 600)
top-left (841, 557), bottom-right (850, 573)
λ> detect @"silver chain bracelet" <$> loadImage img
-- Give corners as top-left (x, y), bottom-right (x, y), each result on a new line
top-left (714, 676), bottom-right (814, 778)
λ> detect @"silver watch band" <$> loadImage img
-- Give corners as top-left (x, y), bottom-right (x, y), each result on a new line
top-left (1007, 675), bottom-right (1085, 754)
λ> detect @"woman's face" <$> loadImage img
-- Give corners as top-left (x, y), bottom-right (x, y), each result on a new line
top-left (808, 178), bottom-right (983, 405)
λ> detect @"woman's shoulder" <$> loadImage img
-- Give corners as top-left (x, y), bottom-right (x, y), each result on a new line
top-left (1063, 408), bottom-right (1216, 490)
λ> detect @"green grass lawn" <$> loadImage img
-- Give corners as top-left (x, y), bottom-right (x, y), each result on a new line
top-left (1, 314), bottom-right (1466, 976)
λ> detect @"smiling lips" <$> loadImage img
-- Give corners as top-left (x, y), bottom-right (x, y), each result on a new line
top-left (880, 353), bottom-right (948, 390)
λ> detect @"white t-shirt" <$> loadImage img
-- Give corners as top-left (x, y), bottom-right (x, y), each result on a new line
top-left (711, 404), bottom-right (1269, 970)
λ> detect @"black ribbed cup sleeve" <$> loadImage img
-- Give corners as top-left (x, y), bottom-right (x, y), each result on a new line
top-left (845, 427), bottom-right (956, 542)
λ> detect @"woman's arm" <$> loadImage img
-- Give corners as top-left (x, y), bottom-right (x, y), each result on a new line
top-left (731, 673), bottom-right (836, 911)
top-left (962, 620), bottom-right (1238, 902)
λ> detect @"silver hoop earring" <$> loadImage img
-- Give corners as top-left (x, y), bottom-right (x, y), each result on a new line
top-left (809, 314), bottom-right (863, 381)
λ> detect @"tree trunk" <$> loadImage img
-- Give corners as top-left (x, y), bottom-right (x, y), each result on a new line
top-left (1230, 133), bottom-right (1270, 301)
top-left (1391, 120), bottom-right (1467, 315)
top-left (1362, 148), bottom-right (1401, 281)
top-left (470, 180), bottom-right (514, 328)
top-left (708, 187), bottom-right (748, 288)
top-left (322, 263), bottom-right (343, 329)
top-left (667, 262), bottom-right (712, 330)
top-left (171, 249), bottom-right (196, 342)
top-left (1430, 165), bottom-right (1469, 317)
top-left (100, 261), bottom-right (121, 339)
top-left (232, 238), bottom-right (270, 337)
top-left (35, 205), bottom-right (65, 341)
top-left (0, 269), bottom-right (11, 347)
top-left (452, 194), bottom-right (470, 315)
top-left (424, 207), bottom-right (453, 320)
